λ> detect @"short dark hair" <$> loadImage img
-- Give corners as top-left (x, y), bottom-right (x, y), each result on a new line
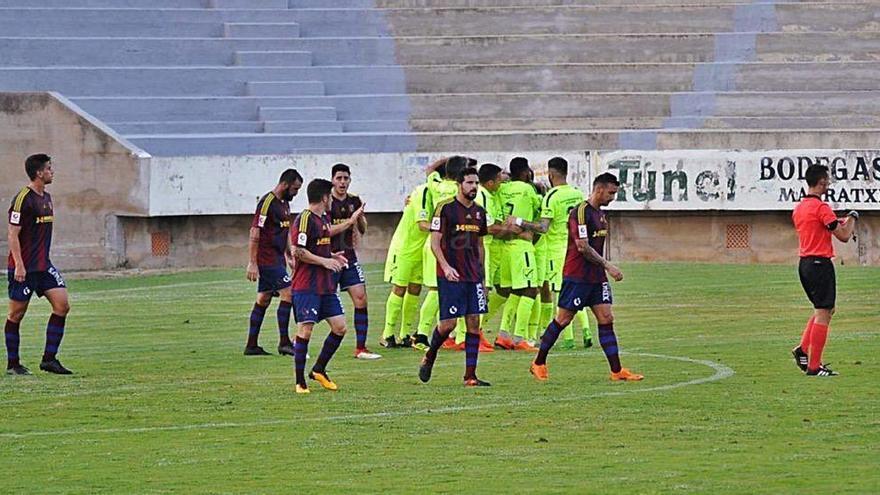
top-left (805, 164), bottom-right (829, 187)
top-left (331, 163), bottom-right (350, 178)
top-left (467, 157), bottom-right (478, 168)
top-left (478, 163), bottom-right (502, 184)
top-left (25, 154), bottom-right (51, 180)
top-left (306, 178), bottom-right (333, 204)
top-left (509, 156), bottom-right (530, 180)
top-left (279, 168), bottom-right (302, 185)
top-left (593, 172), bottom-right (620, 188)
top-left (458, 166), bottom-right (479, 183)
top-left (445, 156), bottom-right (469, 181)
top-left (548, 157), bottom-right (568, 176)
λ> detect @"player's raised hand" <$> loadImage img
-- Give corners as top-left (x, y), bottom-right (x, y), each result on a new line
top-left (331, 251), bottom-right (349, 268)
top-left (442, 264), bottom-right (460, 282)
top-left (847, 210), bottom-right (860, 220)
top-left (14, 265), bottom-right (26, 283)
top-left (246, 261), bottom-right (258, 282)
top-left (607, 264), bottom-right (624, 282)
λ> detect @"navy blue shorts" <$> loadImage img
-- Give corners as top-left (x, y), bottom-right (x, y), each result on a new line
top-left (437, 278), bottom-right (488, 321)
top-left (8, 265), bottom-right (66, 302)
top-left (257, 265), bottom-right (291, 293)
top-left (333, 260), bottom-right (366, 291)
top-left (292, 291), bottom-right (344, 324)
top-left (558, 279), bottom-right (613, 312)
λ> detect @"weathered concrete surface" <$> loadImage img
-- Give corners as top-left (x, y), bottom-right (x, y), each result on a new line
top-left (0, 92), bottom-right (149, 270)
top-left (120, 212), bottom-right (400, 268)
top-left (608, 211), bottom-right (879, 266)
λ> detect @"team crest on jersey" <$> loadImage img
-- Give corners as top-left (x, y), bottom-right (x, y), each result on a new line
top-left (577, 225), bottom-right (588, 239)
top-left (10, 212), bottom-right (21, 225)
top-left (258, 215), bottom-right (267, 228)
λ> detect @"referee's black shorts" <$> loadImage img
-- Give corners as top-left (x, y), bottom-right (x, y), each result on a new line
top-left (798, 256), bottom-right (836, 309)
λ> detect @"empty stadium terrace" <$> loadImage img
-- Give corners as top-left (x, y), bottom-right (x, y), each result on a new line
top-left (0, 0), bottom-right (878, 269)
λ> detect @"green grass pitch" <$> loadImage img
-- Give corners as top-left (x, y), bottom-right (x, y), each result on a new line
top-left (1, 262), bottom-right (878, 494)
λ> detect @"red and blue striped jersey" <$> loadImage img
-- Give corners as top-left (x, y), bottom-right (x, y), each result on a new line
top-left (431, 197), bottom-right (488, 283)
top-left (7, 187), bottom-right (54, 272)
top-left (329, 193), bottom-right (362, 263)
top-left (251, 192), bottom-right (291, 267)
top-left (291, 209), bottom-right (334, 294)
top-left (563, 201), bottom-right (609, 284)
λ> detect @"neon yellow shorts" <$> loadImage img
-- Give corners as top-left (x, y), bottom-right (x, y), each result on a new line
top-left (548, 251), bottom-right (566, 292)
top-left (391, 252), bottom-right (423, 287)
top-left (487, 243), bottom-right (503, 287)
top-left (535, 243), bottom-right (549, 287)
top-left (507, 241), bottom-right (539, 290)
top-left (422, 239), bottom-right (438, 288)
top-left (384, 245), bottom-right (399, 283)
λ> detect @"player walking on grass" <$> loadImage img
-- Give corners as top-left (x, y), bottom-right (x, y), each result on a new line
top-left (244, 169), bottom-right (303, 357)
top-left (5, 154), bottom-right (73, 375)
top-left (290, 179), bottom-right (355, 395)
top-left (791, 164), bottom-right (857, 377)
top-left (329, 163), bottom-right (381, 360)
top-left (418, 167), bottom-right (491, 387)
top-left (529, 173), bottom-right (643, 383)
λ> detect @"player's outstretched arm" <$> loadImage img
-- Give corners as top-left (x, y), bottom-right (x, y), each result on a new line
top-left (505, 215), bottom-right (549, 235)
top-left (831, 212), bottom-right (857, 242)
top-left (425, 157), bottom-right (448, 176)
top-left (7, 224), bottom-right (25, 282)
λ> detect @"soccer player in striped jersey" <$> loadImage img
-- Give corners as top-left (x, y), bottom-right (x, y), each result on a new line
top-left (244, 169), bottom-right (303, 357)
top-left (289, 179), bottom-right (358, 394)
top-left (329, 163), bottom-right (381, 360)
top-left (791, 164), bottom-right (857, 377)
top-left (530, 173), bottom-right (643, 382)
top-left (6, 154), bottom-right (72, 375)
top-left (418, 167), bottom-right (491, 387)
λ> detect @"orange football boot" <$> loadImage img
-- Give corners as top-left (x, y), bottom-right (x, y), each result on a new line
top-left (513, 340), bottom-right (538, 352)
top-left (529, 362), bottom-right (549, 381)
top-left (494, 334), bottom-right (514, 350)
top-left (610, 368), bottom-right (644, 381)
top-left (478, 331), bottom-right (495, 353)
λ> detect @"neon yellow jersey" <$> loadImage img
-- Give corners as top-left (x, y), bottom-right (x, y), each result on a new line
top-left (476, 185), bottom-right (501, 248)
top-left (397, 183), bottom-right (433, 259)
top-left (497, 180), bottom-right (541, 223)
top-left (537, 184), bottom-right (585, 254)
top-left (427, 171), bottom-right (459, 209)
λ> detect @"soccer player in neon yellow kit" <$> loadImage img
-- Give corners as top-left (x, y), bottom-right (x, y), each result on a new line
top-left (514, 157), bottom-right (593, 349)
top-left (381, 158), bottom-right (444, 348)
top-left (493, 157), bottom-right (542, 351)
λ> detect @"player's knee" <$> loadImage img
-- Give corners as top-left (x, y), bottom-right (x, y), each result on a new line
top-left (53, 300), bottom-right (71, 316)
top-left (407, 284), bottom-right (422, 296)
top-left (392, 285), bottom-right (407, 297)
top-left (7, 308), bottom-right (25, 323)
top-left (352, 293), bottom-right (368, 308)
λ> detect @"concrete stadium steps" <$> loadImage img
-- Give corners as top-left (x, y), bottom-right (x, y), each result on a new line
top-left (379, 3), bottom-right (879, 36)
top-left (2, 62), bottom-right (876, 97)
top-left (106, 121), bottom-right (265, 134)
top-left (123, 128), bottom-right (880, 157)
top-left (0, 38), bottom-right (398, 66)
top-left (69, 95), bottom-right (411, 121)
top-left (224, 23), bottom-right (301, 38)
top-left (394, 32), bottom-right (880, 65)
top-left (234, 51), bottom-right (312, 67)
top-left (0, 0), bottom-right (207, 6)
top-left (366, 0), bottom-right (846, 6)
top-left (263, 120), bottom-right (345, 132)
top-left (0, 8), bottom-right (392, 37)
top-left (0, 67), bottom-right (408, 96)
top-left (409, 115), bottom-right (880, 132)
top-left (0, 21), bottom-right (300, 38)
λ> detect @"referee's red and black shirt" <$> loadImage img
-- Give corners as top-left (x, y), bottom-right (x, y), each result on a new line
top-left (792, 194), bottom-right (838, 258)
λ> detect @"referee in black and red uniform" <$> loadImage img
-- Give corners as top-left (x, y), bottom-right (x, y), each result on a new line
top-left (791, 164), bottom-right (858, 377)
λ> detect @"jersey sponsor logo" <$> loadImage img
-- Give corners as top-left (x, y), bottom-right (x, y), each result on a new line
top-left (36, 215), bottom-right (53, 224)
top-left (49, 267), bottom-right (65, 287)
top-left (317, 237), bottom-right (331, 246)
top-left (601, 282), bottom-right (611, 303)
top-left (280, 221), bottom-right (290, 228)
top-left (258, 215), bottom-right (267, 228)
top-left (455, 224), bottom-right (481, 233)
top-left (297, 232), bottom-right (308, 246)
top-left (355, 262), bottom-right (365, 282)
top-left (577, 225), bottom-right (588, 238)
top-left (430, 217), bottom-right (441, 231)
top-left (592, 229), bottom-right (608, 238)
top-left (476, 283), bottom-right (487, 312)
top-left (10, 211), bottom-right (21, 225)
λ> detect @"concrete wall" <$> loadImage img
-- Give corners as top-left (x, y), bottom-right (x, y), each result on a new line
top-left (120, 212), bottom-right (400, 269)
top-left (0, 92), bottom-right (150, 270)
top-left (609, 211), bottom-right (879, 266)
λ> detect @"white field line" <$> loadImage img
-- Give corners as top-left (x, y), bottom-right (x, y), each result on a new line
top-left (0, 352), bottom-right (734, 439)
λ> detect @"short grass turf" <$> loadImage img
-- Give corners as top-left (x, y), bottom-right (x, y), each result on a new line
top-left (1, 262), bottom-right (878, 494)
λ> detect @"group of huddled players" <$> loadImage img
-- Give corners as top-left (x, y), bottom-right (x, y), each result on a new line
top-left (247, 155), bottom-right (644, 392)
top-left (380, 156), bottom-right (643, 386)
